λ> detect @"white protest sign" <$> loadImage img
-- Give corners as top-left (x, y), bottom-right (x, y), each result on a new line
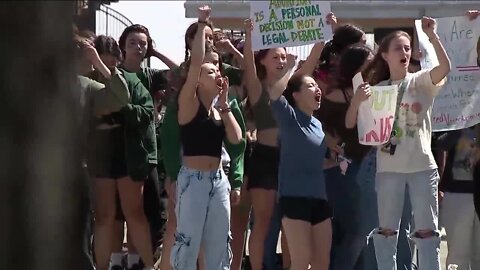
top-left (416, 16), bottom-right (480, 131)
top-left (357, 85), bottom-right (398, 146)
top-left (250, 0), bottom-right (333, 50)
top-left (352, 72), bottom-right (375, 135)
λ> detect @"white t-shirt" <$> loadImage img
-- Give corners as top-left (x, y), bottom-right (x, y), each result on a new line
top-left (376, 69), bottom-right (444, 173)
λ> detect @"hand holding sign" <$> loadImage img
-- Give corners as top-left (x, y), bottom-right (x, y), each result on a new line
top-left (421, 16), bottom-right (437, 38)
top-left (466, 10), bottom-right (480, 21)
top-left (352, 83), bottom-right (372, 105)
top-left (326, 12), bottom-right (338, 30)
top-left (244, 19), bottom-right (254, 33)
top-left (198, 5), bottom-right (211, 22)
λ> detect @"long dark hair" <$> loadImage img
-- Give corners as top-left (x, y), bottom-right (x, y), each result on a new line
top-left (363, 31), bottom-right (411, 85)
top-left (318, 24), bottom-right (365, 72)
top-left (283, 74), bottom-right (308, 108)
top-left (118, 24), bottom-right (155, 59)
top-left (332, 45), bottom-right (373, 91)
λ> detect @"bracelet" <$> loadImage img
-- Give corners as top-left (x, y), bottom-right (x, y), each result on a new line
top-left (217, 106), bottom-right (232, 114)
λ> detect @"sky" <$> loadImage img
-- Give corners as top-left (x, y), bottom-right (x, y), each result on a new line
top-left (109, 1), bottom-right (195, 69)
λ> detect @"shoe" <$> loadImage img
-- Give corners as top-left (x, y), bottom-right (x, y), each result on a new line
top-left (128, 264), bottom-right (143, 270)
top-left (110, 265), bottom-right (124, 270)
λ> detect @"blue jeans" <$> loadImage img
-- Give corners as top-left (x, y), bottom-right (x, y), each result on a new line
top-left (325, 163), bottom-right (365, 270)
top-left (170, 166), bottom-right (232, 270)
top-left (373, 169), bottom-right (440, 270)
top-left (357, 150), bottom-right (414, 270)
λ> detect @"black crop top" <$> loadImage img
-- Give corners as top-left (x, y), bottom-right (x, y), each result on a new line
top-left (315, 96), bottom-right (371, 162)
top-left (180, 103), bottom-right (225, 158)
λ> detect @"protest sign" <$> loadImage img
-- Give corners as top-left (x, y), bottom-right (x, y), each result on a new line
top-left (416, 16), bottom-right (480, 131)
top-left (356, 82), bottom-right (398, 146)
top-left (250, 0), bottom-right (333, 50)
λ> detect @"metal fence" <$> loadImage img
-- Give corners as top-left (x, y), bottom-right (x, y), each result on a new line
top-left (95, 4), bottom-right (133, 42)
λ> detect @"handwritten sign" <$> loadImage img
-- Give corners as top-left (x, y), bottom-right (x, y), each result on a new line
top-left (250, 0), bottom-right (333, 50)
top-left (357, 85), bottom-right (398, 146)
top-left (416, 16), bottom-right (480, 131)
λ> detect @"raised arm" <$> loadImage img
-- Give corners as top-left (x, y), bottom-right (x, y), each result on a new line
top-left (216, 38), bottom-right (244, 68)
top-left (293, 12), bottom-right (334, 76)
top-left (177, 5), bottom-right (210, 125)
top-left (421, 17), bottom-right (451, 85)
top-left (268, 54), bottom-right (297, 101)
top-left (153, 49), bottom-right (179, 70)
top-left (83, 41), bottom-right (112, 79)
top-left (345, 83), bottom-right (371, 129)
top-left (243, 19), bottom-right (263, 105)
top-left (217, 77), bottom-right (242, 144)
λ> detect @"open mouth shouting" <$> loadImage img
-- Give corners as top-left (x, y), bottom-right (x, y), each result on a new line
top-left (314, 92), bottom-right (321, 103)
top-left (400, 57), bottom-right (408, 66)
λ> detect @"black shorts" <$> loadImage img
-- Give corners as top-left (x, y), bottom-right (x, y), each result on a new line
top-left (243, 141), bottom-right (256, 178)
top-left (88, 127), bottom-right (128, 179)
top-left (280, 196), bottom-right (332, 225)
top-left (247, 143), bottom-right (279, 190)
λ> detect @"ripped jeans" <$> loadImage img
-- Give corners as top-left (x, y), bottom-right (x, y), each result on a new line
top-left (170, 166), bottom-right (232, 270)
top-left (372, 169), bottom-right (441, 270)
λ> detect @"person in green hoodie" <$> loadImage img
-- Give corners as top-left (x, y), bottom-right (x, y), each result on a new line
top-left (118, 24), bottom-right (178, 268)
top-left (79, 36), bottom-right (157, 270)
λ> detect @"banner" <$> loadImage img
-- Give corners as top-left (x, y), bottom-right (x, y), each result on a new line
top-left (416, 16), bottom-right (480, 131)
top-left (250, 0), bottom-right (333, 50)
top-left (357, 85), bottom-right (398, 146)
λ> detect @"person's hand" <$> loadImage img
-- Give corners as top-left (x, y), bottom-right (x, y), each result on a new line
top-left (467, 10), bottom-right (480, 21)
top-left (352, 82), bottom-right (371, 105)
top-left (215, 37), bottom-right (234, 53)
top-left (230, 189), bottom-right (241, 206)
top-left (166, 177), bottom-right (177, 205)
top-left (326, 12), bottom-right (338, 30)
top-left (198, 5), bottom-right (211, 22)
top-left (286, 53), bottom-right (297, 69)
top-left (421, 16), bottom-right (437, 39)
top-left (438, 190), bottom-right (444, 206)
top-left (81, 40), bottom-right (101, 65)
top-left (217, 76), bottom-right (230, 109)
top-left (244, 19), bottom-right (254, 33)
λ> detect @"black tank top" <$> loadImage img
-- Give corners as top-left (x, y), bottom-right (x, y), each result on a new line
top-left (180, 103), bottom-right (225, 158)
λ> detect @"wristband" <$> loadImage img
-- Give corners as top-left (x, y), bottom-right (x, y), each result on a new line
top-left (215, 104), bottom-right (231, 113)
top-left (218, 107), bottom-right (232, 114)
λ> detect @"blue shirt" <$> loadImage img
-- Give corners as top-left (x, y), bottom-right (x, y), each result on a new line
top-left (271, 96), bottom-right (328, 199)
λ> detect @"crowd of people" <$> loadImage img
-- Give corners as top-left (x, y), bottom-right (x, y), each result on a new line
top-left (74, 5), bottom-right (480, 270)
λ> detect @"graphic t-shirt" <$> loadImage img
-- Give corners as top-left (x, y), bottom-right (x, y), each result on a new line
top-left (376, 69), bottom-right (444, 173)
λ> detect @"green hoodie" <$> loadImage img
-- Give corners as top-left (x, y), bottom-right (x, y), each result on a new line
top-left (161, 96), bottom-right (246, 189)
top-left (87, 69), bottom-right (157, 181)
